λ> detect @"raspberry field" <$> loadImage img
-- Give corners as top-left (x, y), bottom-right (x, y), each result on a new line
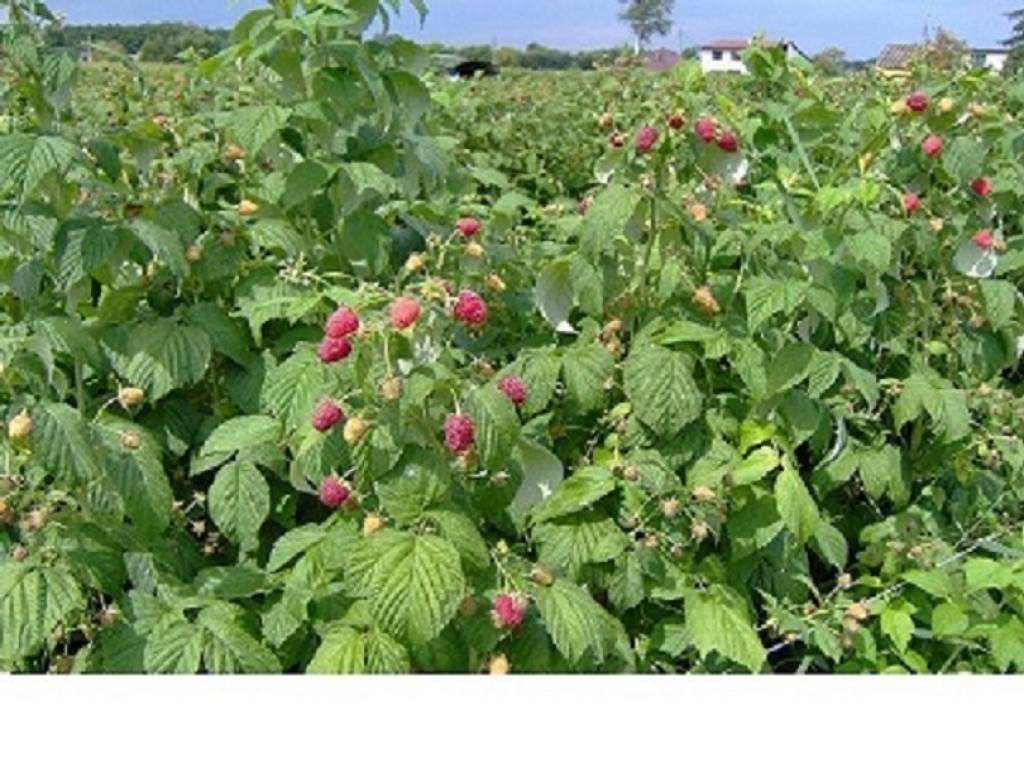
top-left (2, 0), bottom-right (1024, 675)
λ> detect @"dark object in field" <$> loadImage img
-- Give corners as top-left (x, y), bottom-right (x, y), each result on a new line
top-left (450, 60), bottom-right (499, 79)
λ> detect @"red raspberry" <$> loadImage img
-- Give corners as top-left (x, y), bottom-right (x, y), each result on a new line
top-left (325, 307), bottom-right (360, 338)
top-left (695, 116), bottom-right (716, 143)
top-left (634, 125), bottom-right (658, 154)
top-left (453, 290), bottom-right (488, 327)
top-left (902, 192), bottom-right (920, 214)
top-left (444, 414), bottom-right (475, 455)
top-left (971, 177), bottom-right (992, 197)
top-left (577, 196), bottom-right (592, 216)
top-left (497, 375), bottom-right (528, 406)
top-left (319, 476), bottom-right (351, 509)
top-left (972, 230), bottom-right (994, 250)
top-left (609, 132), bottom-right (625, 149)
top-left (491, 593), bottom-right (528, 630)
top-left (905, 91), bottom-right (929, 112)
top-left (312, 398), bottom-right (344, 432)
top-left (922, 135), bottom-right (943, 158)
top-left (716, 131), bottom-right (739, 153)
top-left (389, 296), bottom-right (421, 330)
top-left (667, 113), bottom-right (686, 130)
top-left (456, 217), bottom-right (480, 238)
top-left (317, 335), bottom-right (352, 364)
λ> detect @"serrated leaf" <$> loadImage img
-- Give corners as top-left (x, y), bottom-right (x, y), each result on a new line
top-left (228, 105), bottom-right (291, 156)
top-left (775, 458), bottom-right (820, 544)
top-left (580, 183), bottom-right (641, 257)
top-left (267, 525), bottom-right (327, 573)
top-left (561, 342), bottom-right (614, 412)
top-left (624, 345), bottom-right (702, 436)
top-left (685, 586), bottom-right (766, 672)
top-left (260, 348), bottom-right (330, 432)
top-left (345, 531), bottom-right (465, 645)
top-left (120, 320), bottom-right (211, 402)
top-left (144, 615), bottom-right (204, 674)
top-left (33, 402), bottom-right (101, 485)
top-left (198, 604), bottom-right (281, 673)
top-left (208, 460), bottom-right (271, 553)
top-left (530, 465), bottom-right (616, 524)
top-left (534, 579), bottom-right (617, 664)
top-left (200, 415), bottom-right (281, 458)
top-left (467, 385), bottom-right (520, 472)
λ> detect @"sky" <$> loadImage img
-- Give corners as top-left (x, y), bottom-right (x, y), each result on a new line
top-left (46, 1), bottom-right (1020, 59)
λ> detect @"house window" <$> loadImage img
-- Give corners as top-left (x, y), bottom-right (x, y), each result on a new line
top-left (731, 51), bottom-right (742, 61)
top-left (712, 50), bottom-right (723, 61)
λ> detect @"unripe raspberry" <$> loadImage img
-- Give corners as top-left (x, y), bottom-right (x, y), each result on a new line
top-left (970, 177), bottom-right (992, 197)
top-left (23, 506), bottom-right (49, 532)
top-left (905, 91), bottom-right (928, 112)
top-left (938, 96), bottom-right (955, 113)
top-left (693, 286), bottom-right (720, 314)
top-left (604, 318), bottom-right (624, 335)
top-left (118, 386), bottom-right (145, 409)
top-left (343, 416), bottom-right (368, 445)
top-left (8, 410), bottom-right (32, 441)
top-left (846, 602), bottom-right (869, 621)
top-left (902, 191), bottom-right (920, 214)
top-left (379, 376), bottom-right (403, 402)
top-left (491, 593), bottom-right (528, 630)
top-left (456, 217), bottom-right (481, 238)
top-left (452, 290), bottom-right (488, 327)
top-left (459, 596), bottom-right (479, 617)
top-left (464, 241), bottom-right (485, 259)
top-left (11, 544), bottom-right (28, 562)
top-left (98, 606), bottom-right (120, 628)
top-left (644, 533), bottom-right (660, 550)
top-left (362, 514), bottom-right (385, 537)
top-left (319, 476), bottom-right (351, 509)
top-left (488, 654), bottom-right (510, 675)
top-left (668, 113), bottom-right (686, 130)
top-left (389, 296), bottom-right (421, 331)
top-left (120, 431), bottom-right (142, 451)
top-left (317, 335), bottom-right (353, 364)
top-left (692, 485), bottom-right (717, 503)
top-left (837, 573), bottom-right (853, 590)
top-left (497, 375), bottom-right (528, 406)
top-left (634, 125), bottom-right (658, 154)
top-left (921, 135), bottom-right (943, 158)
top-left (929, 217), bottom-right (944, 233)
top-left (405, 253), bottom-right (425, 272)
top-left (530, 565), bottom-right (555, 586)
top-left (622, 465), bottom-right (640, 482)
top-left (716, 131), bottom-right (739, 153)
top-left (324, 307), bottom-right (360, 338)
top-left (609, 131), bottom-right (625, 149)
top-left (0, 497), bottom-right (10, 524)
top-left (695, 116), bottom-right (716, 142)
top-left (484, 273), bottom-right (506, 293)
top-left (661, 497), bottom-right (681, 518)
top-left (968, 102), bottom-right (987, 118)
top-left (444, 414), bottom-right (475, 455)
top-left (598, 112), bottom-right (614, 130)
top-left (186, 244), bottom-right (202, 263)
top-left (312, 398), bottom-right (344, 432)
top-left (890, 98), bottom-right (910, 116)
top-left (972, 229), bottom-right (994, 250)
top-left (691, 519), bottom-right (709, 541)
top-left (236, 199), bottom-right (259, 216)
top-left (223, 143), bottom-right (245, 162)
top-left (687, 200), bottom-right (707, 222)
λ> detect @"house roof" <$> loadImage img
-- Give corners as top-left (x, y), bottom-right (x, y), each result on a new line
top-left (971, 47), bottom-right (1009, 55)
top-left (876, 44), bottom-right (920, 69)
top-left (643, 48), bottom-right (681, 70)
top-left (700, 39), bottom-right (750, 50)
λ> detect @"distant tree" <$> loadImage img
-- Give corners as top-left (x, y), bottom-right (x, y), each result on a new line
top-left (1005, 8), bottom-right (1024, 74)
top-left (813, 47), bottom-right (847, 75)
top-left (618, 0), bottom-right (675, 53)
top-left (919, 27), bottom-right (968, 70)
top-left (493, 47), bottom-right (521, 68)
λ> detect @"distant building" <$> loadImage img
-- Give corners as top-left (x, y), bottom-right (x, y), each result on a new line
top-left (876, 43), bottom-right (1010, 73)
top-left (643, 48), bottom-right (681, 71)
top-left (698, 38), bottom-right (798, 74)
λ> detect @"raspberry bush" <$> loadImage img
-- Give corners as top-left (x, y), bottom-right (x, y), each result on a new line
top-left (1, 1), bottom-right (1023, 674)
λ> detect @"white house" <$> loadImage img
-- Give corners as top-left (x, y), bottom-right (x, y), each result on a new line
top-left (970, 48), bottom-right (1009, 72)
top-left (699, 38), bottom-right (798, 74)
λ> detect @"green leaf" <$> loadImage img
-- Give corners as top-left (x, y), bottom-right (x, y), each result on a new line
top-left (685, 586), bottom-right (766, 672)
top-left (228, 105), bottom-right (292, 156)
top-left (534, 580), bottom-right (617, 664)
top-left (200, 415), bottom-right (281, 458)
top-left (511, 441), bottom-right (564, 514)
top-left (847, 231), bottom-right (892, 273)
top-left (0, 133), bottom-right (78, 199)
top-left (903, 569), bottom-right (953, 599)
top-left (425, 510), bottom-right (489, 571)
top-left (767, 343), bottom-right (815, 396)
top-left (624, 345), bottom-right (702, 436)
top-left (261, 347), bottom-right (330, 432)
top-left (33, 402), bottom-right (101, 485)
top-left (467, 385), bottom-right (521, 472)
top-left (267, 525), bottom-right (327, 573)
top-left (744, 276), bottom-right (807, 331)
top-left (812, 521), bottom-right (848, 570)
top-left (374, 448), bottom-right (451, 523)
top-left (535, 259), bottom-right (576, 334)
top-left (534, 511), bottom-right (629, 574)
top-left (964, 558), bottom-right (1012, 593)
top-left (144, 615), bottom-right (204, 674)
top-left (561, 342), bottom-right (614, 412)
top-left (0, 563), bottom-right (84, 665)
top-left (580, 183), bottom-right (642, 257)
top-left (774, 458), bottom-right (820, 544)
top-left (208, 460), bottom-right (271, 553)
top-left (530, 465), bottom-right (616, 524)
top-left (96, 416), bottom-right (172, 536)
top-left (307, 627), bottom-right (366, 674)
top-left (120, 319), bottom-right (211, 402)
top-left (345, 531), bottom-right (466, 645)
top-left (980, 280), bottom-right (1018, 329)
top-left (931, 602), bottom-right (968, 637)
top-left (198, 604), bottom-right (282, 673)
top-left (880, 606), bottom-right (914, 654)
top-left (730, 446), bottom-right (780, 487)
